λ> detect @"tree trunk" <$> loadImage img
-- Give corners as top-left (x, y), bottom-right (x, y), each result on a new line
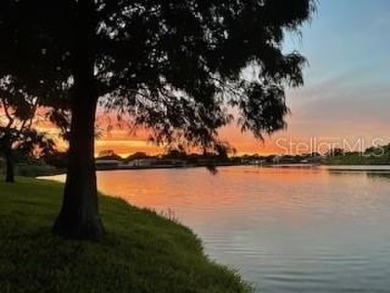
top-left (5, 145), bottom-right (15, 183)
top-left (52, 0), bottom-right (105, 240)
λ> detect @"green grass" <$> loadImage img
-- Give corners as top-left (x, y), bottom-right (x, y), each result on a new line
top-left (0, 178), bottom-right (251, 293)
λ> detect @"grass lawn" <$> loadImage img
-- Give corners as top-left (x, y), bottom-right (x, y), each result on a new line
top-left (0, 178), bottom-right (251, 293)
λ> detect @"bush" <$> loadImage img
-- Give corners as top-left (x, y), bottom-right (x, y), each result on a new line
top-left (16, 164), bottom-right (59, 177)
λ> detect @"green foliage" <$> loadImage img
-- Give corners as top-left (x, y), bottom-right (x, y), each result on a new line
top-left (325, 144), bottom-right (390, 165)
top-left (15, 164), bottom-right (59, 177)
top-left (0, 178), bottom-right (252, 293)
top-left (326, 154), bottom-right (390, 165)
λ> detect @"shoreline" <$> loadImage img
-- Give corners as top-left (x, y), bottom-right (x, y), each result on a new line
top-left (95, 162), bottom-right (390, 172)
top-left (95, 162), bottom-right (239, 171)
top-left (37, 163), bottom-right (390, 177)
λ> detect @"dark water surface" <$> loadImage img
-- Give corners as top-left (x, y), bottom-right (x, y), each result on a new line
top-left (43, 166), bottom-right (390, 292)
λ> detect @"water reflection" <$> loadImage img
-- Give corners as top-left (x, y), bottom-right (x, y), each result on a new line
top-left (366, 172), bottom-right (390, 181)
top-left (42, 166), bottom-right (390, 293)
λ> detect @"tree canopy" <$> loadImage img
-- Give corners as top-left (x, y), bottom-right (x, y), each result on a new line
top-left (1, 0), bottom-right (315, 148)
top-left (0, 0), bottom-right (316, 240)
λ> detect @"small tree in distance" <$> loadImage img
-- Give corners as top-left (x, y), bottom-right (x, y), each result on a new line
top-left (0, 78), bottom-right (54, 183)
top-left (1, 0), bottom-right (317, 240)
top-left (97, 150), bottom-right (122, 161)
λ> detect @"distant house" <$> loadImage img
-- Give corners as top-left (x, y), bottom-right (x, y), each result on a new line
top-left (95, 159), bottom-right (121, 170)
top-left (273, 155), bottom-right (301, 164)
top-left (127, 158), bottom-right (188, 168)
top-left (156, 159), bottom-right (188, 166)
top-left (273, 155), bottom-right (296, 164)
top-left (272, 156), bottom-right (282, 164)
top-left (307, 155), bottom-right (324, 164)
top-left (127, 158), bottom-right (157, 167)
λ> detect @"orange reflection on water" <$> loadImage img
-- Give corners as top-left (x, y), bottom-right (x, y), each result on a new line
top-left (92, 167), bottom-right (335, 227)
top-left (42, 166), bottom-right (383, 230)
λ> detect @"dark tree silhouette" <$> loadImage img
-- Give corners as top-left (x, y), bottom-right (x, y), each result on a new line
top-left (97, 150), bottom-right (122, 161)
top-left (41, 150), bottom-right (69, 170)
top-left (0, 79), bottom-right (54, 183)
top-left (0, 0), bottom-right (316, 240)
top-left (126, 152), bottom-right (150, 161)
top-left (327, 148), bottom-right (345, 157)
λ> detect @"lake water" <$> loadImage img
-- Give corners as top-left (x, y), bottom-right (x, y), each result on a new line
top-left (43, 166), bottom-right (390, 292)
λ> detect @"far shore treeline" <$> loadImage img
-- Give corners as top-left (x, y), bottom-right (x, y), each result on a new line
top-left (2, 143), bottom-right (390, 179)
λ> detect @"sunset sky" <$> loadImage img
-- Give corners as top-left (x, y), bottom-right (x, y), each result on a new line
top-left (90, 1), bottom-right (390, 157)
